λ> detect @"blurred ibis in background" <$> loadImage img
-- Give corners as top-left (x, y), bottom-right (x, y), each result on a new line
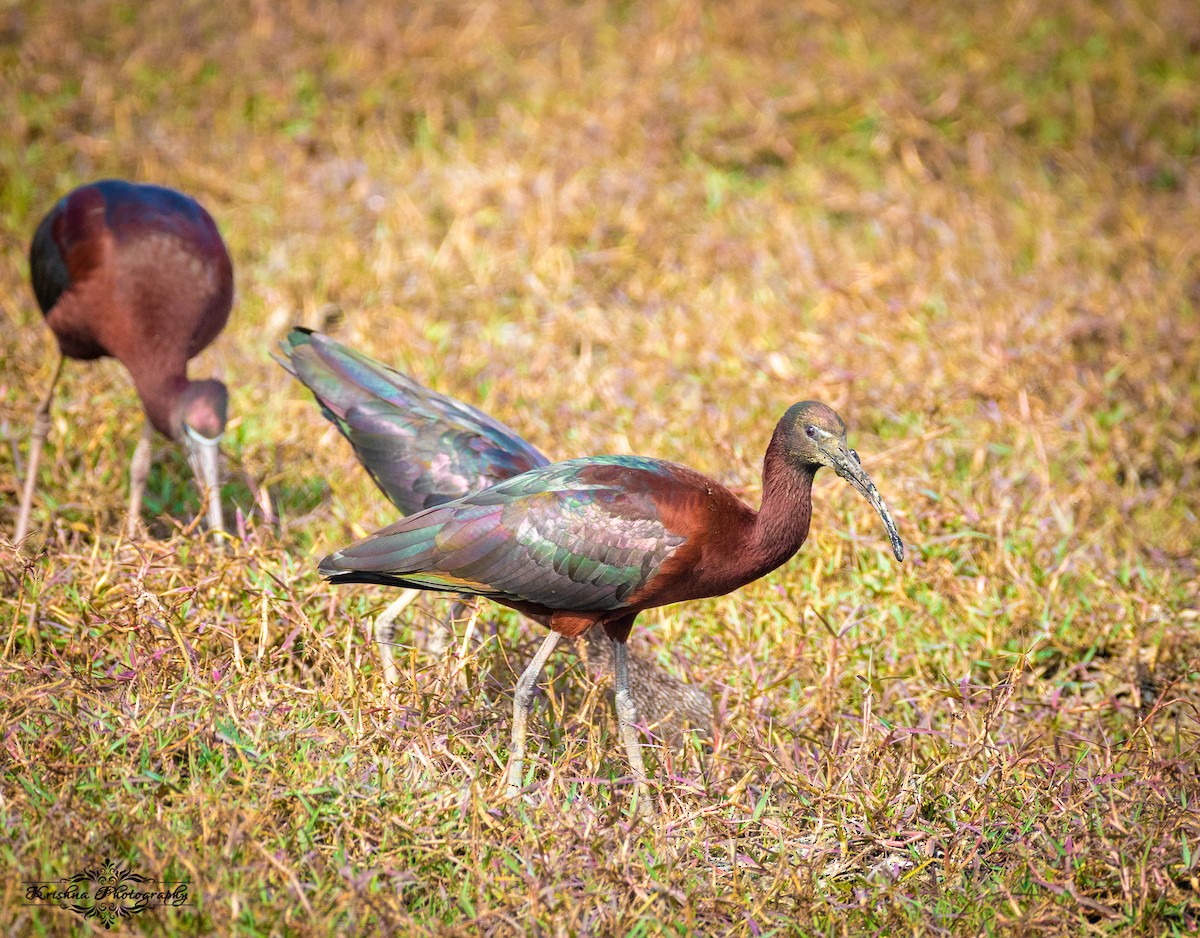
top-left (319, 388), bottom-right (906, 802)
top-left (14, 180), bottom-right (232, 542)
top-left (277, 328), bottom-right (712, 737)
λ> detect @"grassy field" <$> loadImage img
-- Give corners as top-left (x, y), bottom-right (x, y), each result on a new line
top-left (2, 0), bottom-right (1199, 933)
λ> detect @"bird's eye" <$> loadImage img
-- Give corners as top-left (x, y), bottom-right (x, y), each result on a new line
top-left (805, 425), bottom-right (817, 439)
top-left (850, 449), bottom-right (861, 464)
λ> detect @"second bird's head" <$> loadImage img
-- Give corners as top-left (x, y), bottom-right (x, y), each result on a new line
top-left (171, 379), bottom-right (228, 534)
top-left (778, 401), bottom-right (904, 562)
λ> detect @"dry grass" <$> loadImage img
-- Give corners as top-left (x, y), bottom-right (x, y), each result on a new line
top-left (2, 0), bottom-right (1199, 934)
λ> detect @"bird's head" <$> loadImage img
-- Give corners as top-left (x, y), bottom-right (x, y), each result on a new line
top-left (174, 379), bottom-right (228, 440)
top-left (780, 401), bottom-right (904, 561)
top-left (172, 380), bottom-right (228, 534)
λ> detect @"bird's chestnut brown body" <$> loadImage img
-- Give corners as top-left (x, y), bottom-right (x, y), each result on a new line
top-left (501, 453), bottom-right (815, 643)
top-left (31, 180), bottom-right (232, 439)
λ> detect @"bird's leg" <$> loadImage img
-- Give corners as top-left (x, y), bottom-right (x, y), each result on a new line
top-left (126, 421), bottom-right (155, 539)
top-left (578, 627), bottom-right (714, 744)
top-left (14, 356), bottom-right (64, 544)
top-left (612, 638), bottom-right (652, 807)
top-left (505, 630), bottom-right (561, 799)
top-left (374, 587), bottom-right (420, 686)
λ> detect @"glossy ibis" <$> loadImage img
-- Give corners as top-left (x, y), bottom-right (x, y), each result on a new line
top-left (15, 180), bottom-right (232, 542)
top-left (277, 328), bottom-right (712, 735)
top-left (320, 398), bottom-right (905, 799)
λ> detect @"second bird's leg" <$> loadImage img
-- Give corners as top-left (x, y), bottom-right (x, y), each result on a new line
top-left (126, 421), bottom-right (155, 538)
top-left (374, 588), bottom-right (421, 685)
top-left (506, 630), bottom-right (561, 799)
top-left (612, 638), bottom-right (651, 802)
top-left (13, 355), bottom-right (64, 544)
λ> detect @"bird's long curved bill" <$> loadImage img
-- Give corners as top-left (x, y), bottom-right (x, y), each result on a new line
top-left (185, 429), bottom-right (225, 535)
top-left (831, 447), bottom-right (904, 561)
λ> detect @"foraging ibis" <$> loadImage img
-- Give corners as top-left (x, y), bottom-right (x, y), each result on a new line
top-left (15, 180), bottom-right (232, 542)
top-left (320, 398), bottom-right (905, 799)
top-left (277, 328), bottom-right (712, 734)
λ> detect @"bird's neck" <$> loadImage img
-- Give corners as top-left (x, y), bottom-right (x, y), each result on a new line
top-left (130, 371), bottom-right (190, 440)
top-left (750, 431), bottom-right (816, 573)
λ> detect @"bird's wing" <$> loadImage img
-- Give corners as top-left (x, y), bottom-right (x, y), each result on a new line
top-left (278, 328), bottom-right (548, 513)
top-left (319, 456), bottom-right (687, 611)
top-left (29, 200), bottom-right (71, 315)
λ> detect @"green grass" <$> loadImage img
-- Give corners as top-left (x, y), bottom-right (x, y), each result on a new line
top-left (2, 0), bottom-right (1199, 934)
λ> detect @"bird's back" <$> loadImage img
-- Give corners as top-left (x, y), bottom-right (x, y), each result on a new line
top-left (29, 180), bottom-right (233, 364)
top-left (101, 181), bottom-right (233, 359)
